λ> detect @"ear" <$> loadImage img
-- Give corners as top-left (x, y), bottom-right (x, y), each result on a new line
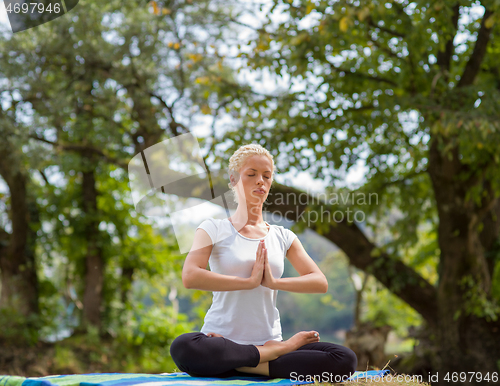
top-left (229, 170), bottom-right (240, 186)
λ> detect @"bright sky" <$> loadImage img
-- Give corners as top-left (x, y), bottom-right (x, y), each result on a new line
top-left (0, 2), bottom-right (8, 31)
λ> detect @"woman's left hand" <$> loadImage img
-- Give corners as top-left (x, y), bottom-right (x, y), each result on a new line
top-left (261, 243), bottom-right (277, 289)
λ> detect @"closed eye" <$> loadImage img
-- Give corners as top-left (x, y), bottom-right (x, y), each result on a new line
top-left (248, 175), bottom-right (270, 179)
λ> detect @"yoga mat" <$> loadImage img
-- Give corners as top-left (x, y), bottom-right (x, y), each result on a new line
top-left (0, 370), bottom-right (389, 386)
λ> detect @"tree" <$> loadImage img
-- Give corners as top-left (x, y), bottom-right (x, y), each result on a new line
top-left (0, 114), bottom-right (40, 322)
top-left (0, 0), bottom-right (241, 337)
top-left (157, 0), bottom-right (500, 383)
top-left (215, 0), bottom-right (500, 383)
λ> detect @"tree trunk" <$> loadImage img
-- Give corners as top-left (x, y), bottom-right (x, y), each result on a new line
top-left (120, 265), bottom-right (135, 305)
top-left (0, 168), bottom-right (39, 320)
top-left (427, 137), bottom-right (500, 384)
top-left (81, 169), bottom-right (104, 331)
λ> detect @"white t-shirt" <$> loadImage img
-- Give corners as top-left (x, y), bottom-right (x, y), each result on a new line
top-left (195, 218), bottom-right (298, 345)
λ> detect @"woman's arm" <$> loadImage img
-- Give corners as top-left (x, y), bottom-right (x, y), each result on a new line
top-left (262, 237), bottom-right (328, 293)
top-left (182, 229), bottom-right (265, 291)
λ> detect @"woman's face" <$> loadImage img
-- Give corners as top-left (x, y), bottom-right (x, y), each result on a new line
top-left (232, 155), bottom-right (273, 204)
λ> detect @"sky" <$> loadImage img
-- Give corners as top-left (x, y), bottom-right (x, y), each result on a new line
top-left (0, 2), bottom-right (7, 28)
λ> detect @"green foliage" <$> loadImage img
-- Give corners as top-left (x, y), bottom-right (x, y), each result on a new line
top-left (363, 277), bottom-right (422, 337)
top-left (0, 0), bottom-right (239, 363)
top-left (53, 345), bottom-right (83, 373)
top-left (459, 274), bottom-right (500, 322)
top-left (0, 308), bottom-right (41, 346)
top-left (114, 304), bottom-right (194, 372)
top-left (493, 260), bottom-right (500, 302)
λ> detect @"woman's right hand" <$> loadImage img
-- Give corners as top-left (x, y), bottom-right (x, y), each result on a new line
top-left (248, 240), bottom-right (265, 289)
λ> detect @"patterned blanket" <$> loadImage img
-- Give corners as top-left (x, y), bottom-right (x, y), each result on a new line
top-left (0, 370), bottom-right (389, 386)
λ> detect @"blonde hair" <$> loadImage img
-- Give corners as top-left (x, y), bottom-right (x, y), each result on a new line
top-left (227, 144), bottom-right (276, 204)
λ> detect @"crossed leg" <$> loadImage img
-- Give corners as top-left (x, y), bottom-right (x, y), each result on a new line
top-left (170, 331), bottom-right (357, 379)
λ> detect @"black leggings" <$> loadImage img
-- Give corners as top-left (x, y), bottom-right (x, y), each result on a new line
top-left (170, 332), bottom-right (357, 380)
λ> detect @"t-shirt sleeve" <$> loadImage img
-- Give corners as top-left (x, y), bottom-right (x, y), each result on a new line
top-left (196, 218), bottom-right (218, 245)
top-left (284, 228), bottom-right (298, 251)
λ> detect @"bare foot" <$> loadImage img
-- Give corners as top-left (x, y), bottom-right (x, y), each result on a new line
top-left (256, 331), bottom-right (320, 362)
top-left (282, 331), bottom-right (320, 352)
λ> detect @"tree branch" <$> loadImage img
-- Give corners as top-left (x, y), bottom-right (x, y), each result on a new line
top-left (457, 8), bottom-right (493, 87)
top-left (436, 4), bottom-right (460, 82)
top-left (366, 17), bottom-right (406, 38)
top-left (28, 134), bottom-right (128, 169)
top-left (374, 169), bottom-right (429, 191)
top-left (149, 91), bottom-right (191, 136)
top-left (330, 64), bottom-right (398, 87)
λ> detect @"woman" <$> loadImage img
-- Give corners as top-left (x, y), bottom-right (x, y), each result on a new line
top-left (170, 144), bottom-right (357, 380)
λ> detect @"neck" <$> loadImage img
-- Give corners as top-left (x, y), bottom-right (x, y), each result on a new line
top-left (230, 202), bottom-right (265, 227)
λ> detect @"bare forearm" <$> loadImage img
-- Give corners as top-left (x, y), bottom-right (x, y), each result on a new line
top-left (273, 273), bottom-right (328, 293)
top-left (183, 268), bottom-right (253, 291)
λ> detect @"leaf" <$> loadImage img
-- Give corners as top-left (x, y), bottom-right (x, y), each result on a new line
top-left (340, 16), bottom-right (350, 32)
top-left (305, 0), bottom-right (315, 15)
top-left (434, 2), bottom-right (444, 11)
top-left (195, 76), bottom-right (210, 85)
top-left (357, 7), bottom-right (370, 22)
top-left (151, 1), bottom-right (160, 15)
top-left (187, 53), bottom-right (203, 63)
top-left (485, 14), bottom-right (495, 29)
top-left (200, 105), bottom-right (211, 115)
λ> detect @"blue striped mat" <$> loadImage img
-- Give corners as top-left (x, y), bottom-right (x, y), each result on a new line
top-left (0, 370), bottom-right (389, 386)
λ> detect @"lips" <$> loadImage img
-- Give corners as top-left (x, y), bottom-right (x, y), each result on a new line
top-left (254, 189), bottom-right (265, 194)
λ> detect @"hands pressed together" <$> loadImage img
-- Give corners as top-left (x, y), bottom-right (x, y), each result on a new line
top-left (206, 240), bottom-right (276, 340)
top-left (249, 239), bottom-right (276, 289)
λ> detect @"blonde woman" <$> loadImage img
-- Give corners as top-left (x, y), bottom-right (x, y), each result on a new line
top-left (170, 144), bottom-right (357, 379)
